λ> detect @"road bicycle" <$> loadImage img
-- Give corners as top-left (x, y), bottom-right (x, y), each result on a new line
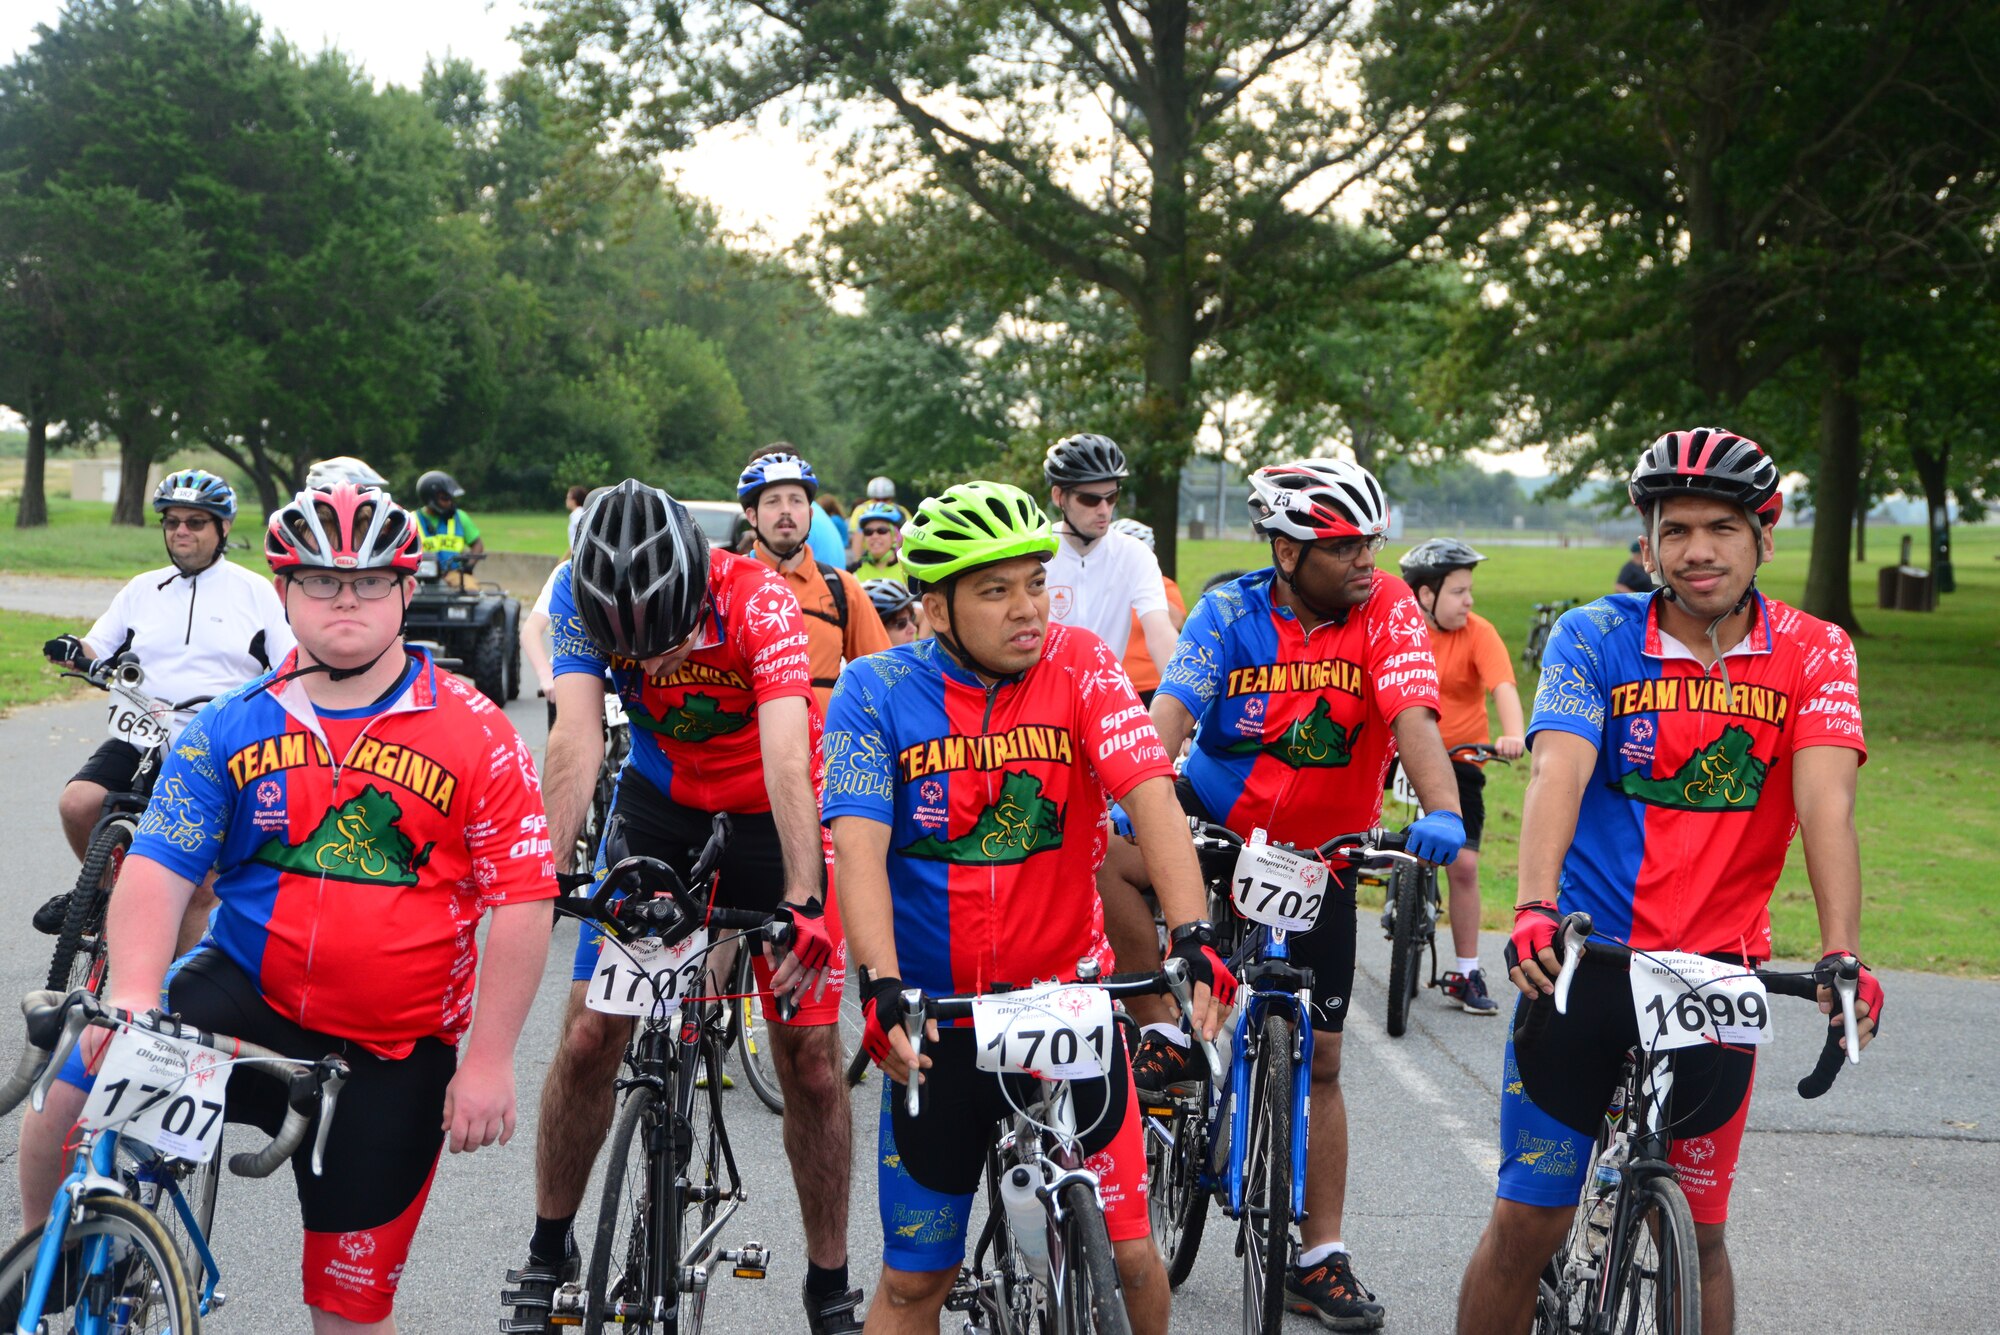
top-left (1521, 913), bottom-right (1864, 1335)
top-left (541, 817), bottom-right (799, 1334)
top-left (43, 655), bottom-right (212, 995)
top-left (1146, 822), bottom-right (1417, 1335)
top-left (1375, 743), bottom-right (1510, 1037)
top-left (889, 961), bottom-right (1201, 1335)
top-left (1522, 600), bottom-right (1578, 674)
top-left (0, 988), bottom-right (348, 1333)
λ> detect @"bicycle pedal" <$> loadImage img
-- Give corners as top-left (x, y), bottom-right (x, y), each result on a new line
top-left (549, 1282), bottom-right (588, 1322)
top-left (724, 1241), bottom-right (769, 1279)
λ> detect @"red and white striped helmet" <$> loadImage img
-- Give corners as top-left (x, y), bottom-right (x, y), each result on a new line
top-left (1629, 428), bottom-right (1782, 526)
top-left (265, 483), bottom-right (422, 574)
top-left (1247, 459), bottom-right (1389, 541)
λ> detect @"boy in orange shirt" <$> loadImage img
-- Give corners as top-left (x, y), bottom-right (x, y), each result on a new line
top-left (1398, 539), bottom-right (1525, 1015)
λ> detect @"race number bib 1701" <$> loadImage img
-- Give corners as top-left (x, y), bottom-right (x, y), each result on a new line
top-left (1629, 950), bottom-right (1770, 1051)
top-left (1230, 829), bottom-right (1329, 934)
top-left (587, 930), bottom-right (709, 1017)
top-left (78, 1027), bottom-right (229, 1163)
top-left (973, 984), bottom-right (1114, 1080)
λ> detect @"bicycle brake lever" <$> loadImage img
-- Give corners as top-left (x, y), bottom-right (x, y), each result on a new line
top-left (1830, 956), bottom-right (1861, 1066)
top-left (1553, 915), bottom-right (1593, 1016)
top-left (310, 1057), bottom-right (350, 1177)
top-left (32, 997), bottom-right (102, 1115)
top-left (901, 990), bottom-right (927, 1118)
top-left (1160, 958), bottom-right (1223, 1080)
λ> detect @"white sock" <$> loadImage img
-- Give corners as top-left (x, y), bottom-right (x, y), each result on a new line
top-left (1457, 957), bottom-right (1481, 976)
top-left (1142, 1023), bottom-right (1189, 1048)
top-left (1298, 1241), bottom-right (1347, 1268)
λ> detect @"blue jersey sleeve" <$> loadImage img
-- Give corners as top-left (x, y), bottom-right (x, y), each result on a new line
top-left (820, 663), bottom-right (896, 826)
top-left (1527, 608), bottom-right (1609, 747)
top-left (547, 560), bottom-right (610, 679)
top-left (131, 705), bottom-right (234, 881)
top-left (1156, 590), bottom-right (1228, 715)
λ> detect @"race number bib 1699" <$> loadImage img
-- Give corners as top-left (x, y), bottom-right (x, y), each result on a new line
top-left (78, 1027), bottom-right (228, 1163)
top-left (1629, 950), bottom-right (1770, 1051)
top-left (1230, 830), bottom-right (1329, 933)
top-left (973, 984), bottom-right (1114, 1080)
top-left (588, 929), bottom-right (709, 1017)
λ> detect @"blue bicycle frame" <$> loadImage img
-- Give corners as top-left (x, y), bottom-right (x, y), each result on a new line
top-left (1209, 921), bottom-right (1314, 1221)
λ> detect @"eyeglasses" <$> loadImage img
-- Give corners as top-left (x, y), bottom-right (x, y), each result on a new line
top-left (288, 572), bottom-right (402, 600)
top-left (160, 515), bottom-right (214, 532)
top-left (862, 526), bottom-right (895, 538)
top-left (1319, 534), bottom-right (1388, 563)
top-left (1070, 489), bottom-right (1120, 509)
top-left (885, 611), bottom-right (917, 632)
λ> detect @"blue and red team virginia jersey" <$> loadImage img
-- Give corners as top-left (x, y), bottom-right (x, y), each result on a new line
top-left (549, 551), bottom-right (819, 814)
top-left (1528, 592), bottom-right (1866, 959)
top-left (1156, 569), bottom-right (1442, 849)
top-left (129, 652), bottom-right (557, 1059)
top-left (821, 625), bottom-right (1173, 998)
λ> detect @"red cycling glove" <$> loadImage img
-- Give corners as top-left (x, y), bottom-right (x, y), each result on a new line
top-left (1820, 952), bottom-right (1885, 1037)
top-left (1168, 940), bottom-right (1239, 1009)
top-left (860, 975), bottom-right (907, 1068)
top-left (1503, 901), bottom-right (1563, 975)
top-left (776, 897), bottom-right (835, 973)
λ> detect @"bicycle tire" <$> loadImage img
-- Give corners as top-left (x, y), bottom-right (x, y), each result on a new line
top-left (731, 949), bottom-right (785, 1115)
top-left (1385, 861), bottom-right (1427, 1038)
top-left (0, 1192), bottom-right (197, 1334)
top-left (1602, 1177), bottom-right (1701, 1335)
top-left (47, 817), bottom-right (135, 994)
top-left (1146, 1094), bottom-right (1209, 1287)
top-left (1242, 1012), bottom-right (1294, 1335)
top-left (139, 1143), bottom-right (221, 1313)
top-left (585, 1086), bottom-right (661, 1335)
top-left (1057, 1179), bottom-right (1133, 1335)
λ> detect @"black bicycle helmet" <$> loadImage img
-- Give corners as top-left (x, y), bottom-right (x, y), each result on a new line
top-left (1628, 429), bottom-right (1782, 526)
top-left (1043, 433), bottom-right (1129, 487)
top-left (570, 480), bottom-right (711, 659)
top-left (416, 470), bottom-right (465, 508)
top-left (1398, 537), bottom-right (1487, 591)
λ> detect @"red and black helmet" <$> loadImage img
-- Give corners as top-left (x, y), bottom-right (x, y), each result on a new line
top-left (266, 483), bottom-right (423, 574)
top-left (1629, 428), bottom-right (1782, 527)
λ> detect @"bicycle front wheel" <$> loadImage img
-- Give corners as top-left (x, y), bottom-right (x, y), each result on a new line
top-left (585, 1087), bottom-right (662, 1335)
top-left (1057, 1180), bottom-right (1132, 1335)
top-left (136, 1145), bottom-right (221, 1314)
top-left (48, 817), bottom-right (135, 994)
top-left (731, 949), bottom-right (785, 1115)
top-left (0, 1193), bottom-right (197, 1334)
top-left (1241, 1012), bottom-right (1294, 1335)
top-left (1602, 1177), bottom-right (1701, 1335)
top-left (1384, 861), bottom-right (1427, 1038)
top-left (1144, 1092), bottom-right (1209, 1286)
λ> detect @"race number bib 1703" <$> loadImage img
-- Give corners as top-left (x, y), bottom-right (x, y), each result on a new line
top-left (973, 984), bottom-right (1114, 1080)
top-left (78, 1027), bottom-right (229, 1163)
top-left (1629, 950), bottom-right (1770, 1051)
top-left (587, 930), bottom-right (709, 1017)
top-left (1230, 830), bottom-right (1329, 933)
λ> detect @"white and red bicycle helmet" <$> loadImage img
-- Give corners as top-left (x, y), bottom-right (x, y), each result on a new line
top-left (266, 483), bottom-right (423, 575)
top-left (1247, 459), bottom-right (1389, 541)
top-left (1629, 427), bottom-right (1782, 527)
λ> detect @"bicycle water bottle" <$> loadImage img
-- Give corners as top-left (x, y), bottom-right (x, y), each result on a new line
top-left (1000, 1165), bottom-right (1051, 1278)
top-left (1582, 1161), bottom-right (1619, 1260)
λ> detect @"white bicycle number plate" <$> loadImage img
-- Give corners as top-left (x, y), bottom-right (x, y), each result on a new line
top-left (603, 692), bottom-right (628, 728)
top-left (1230, 833), bottom-right (1330, 933)
top-left (587, 929), bottom-right (708, 1017)
top-left (1629, 950), bottom-right (1770, 1051)
top-left (973, 984), bottom-right (1114, 1080)
top-left (1390, 761), bottom-right (1421, 811)
top-left (105, 687), bottom-right (169, 749)
top-left (78, 1027), bottom-right (228, 1163)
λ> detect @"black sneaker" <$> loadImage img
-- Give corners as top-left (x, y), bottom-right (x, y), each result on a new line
top-left (1440, 969), bottom-right (1500, 1016)
top-left (803, 1283), bottom-right (865, 1335)
top-left (1130, 1031), bottom-right (1208, 1097)
top-left (32, 892), bottom-right (72, 936)
top-left (499, 1250), bottom-right (578, 1335)
top-left (1285, 1251), bottom-right (1386, 1330)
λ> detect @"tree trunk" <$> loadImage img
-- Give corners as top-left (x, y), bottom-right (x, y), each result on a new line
top-left (112, 429), bottom-right (152, 525)
top-left (15, 410), bottom-right (49, 528)
top-left (1909, 439), bottom-right (1954, 594)
top-left (1800, 336), bottom-right (1863, 632)
top-left (1132, 296), bottom-right (1200, 579)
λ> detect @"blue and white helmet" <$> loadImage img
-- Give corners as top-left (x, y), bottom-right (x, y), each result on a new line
top-left (153, 469), bottom-right (237, 521)
top-left (738, 452), bottom-right (819, 504)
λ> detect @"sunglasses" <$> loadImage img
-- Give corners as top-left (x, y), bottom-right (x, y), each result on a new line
top-left (288, 572), bottom-right (402, 600)
top-left (885, 611), bottom-right (917, 632)
top-left (862, 526), bottom-right (896, 537)
top-left (1070, 489), bottom-right (1120, 509)
top-left (160, 515), bottom-right (215, 532)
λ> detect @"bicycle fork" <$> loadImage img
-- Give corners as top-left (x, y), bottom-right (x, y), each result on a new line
top-left (1221, 992), bottom-right (1313, 1221)
top-left (20, 1133), bottom-right (131, 1335)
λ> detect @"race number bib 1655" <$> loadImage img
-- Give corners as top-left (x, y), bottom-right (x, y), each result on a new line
top-left (1230, 829), bottom-right (1329, 933)
top-left (105, 687), bottom-right (169, 749)
top-left (1629, 950), bottom-right (1770, 1051)
top-left (973, 984), bottom-right (1114, 1080)
top-left (78, 1027), bottom-right (228, 1163)
top-left (588, 930), bottom-right (709, 1017)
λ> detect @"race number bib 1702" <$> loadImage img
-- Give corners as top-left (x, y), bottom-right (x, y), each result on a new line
top-left (1230, 830), bottom-right (1329, 933)
top-left (587, 930), bottom-right (709, 1017)
top-left (1629, 950), bottom-right (1770, 1051)
top-left (78, 1027), bottom-right (229, 1163)
top-left (973, 984), bottom-right (1114, 1080)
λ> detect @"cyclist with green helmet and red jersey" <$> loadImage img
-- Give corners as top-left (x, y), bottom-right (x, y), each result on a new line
top-left (824, 482), bottom-right (1234, 1335)
top-left (1455, 428), bottom-right (1882, 1335)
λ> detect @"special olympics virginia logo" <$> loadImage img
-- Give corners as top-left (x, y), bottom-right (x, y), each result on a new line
top-left (338, 1231), bottom-right (376, 1261)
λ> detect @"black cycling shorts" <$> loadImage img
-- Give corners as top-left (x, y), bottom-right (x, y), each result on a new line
top-left (1175, 776), bottom-right (1359, 1034)
top-left (603, 767), bottom-right (814, 911)
top-left (69, 739), bottom-right (143, 794)
top-left (1453, 760), bottom-right (1487, 851)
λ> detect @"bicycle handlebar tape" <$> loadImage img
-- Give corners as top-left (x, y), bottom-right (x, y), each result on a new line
top-left (1797, 1023), bottom-right (1850, 1100)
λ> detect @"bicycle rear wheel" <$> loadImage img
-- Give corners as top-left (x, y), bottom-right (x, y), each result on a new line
top-left (1601, 1177), bottom-right (1700, 1335)
top-left (48, 817), bottom-right (135, 994)
top-left (1057, 1180), bottom-right (1132, 1335)
top-left (1384, 862), bottom-right (1427, 1038)
top-left (731, 948), bottom-right (785, 1115)
top-left (0, 1193), bottom-right (196, 1334)
top-left (673, 1036), bottom-right (729, 1335)
top-left (1241, 1012), bottom-right (1294, 1335)
top-left (1144, 1092), bottom-right (1209, 1286)
top-left (585, 1086), bottom-right (662, 1335)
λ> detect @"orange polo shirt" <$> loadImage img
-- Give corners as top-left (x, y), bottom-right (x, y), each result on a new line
top-left (759, 549), bottom-right (892, 709)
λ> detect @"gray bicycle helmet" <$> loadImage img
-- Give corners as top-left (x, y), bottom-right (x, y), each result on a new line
top-left (862, 578), bottom-right (918, 617)
top-left (1398, 538), bottom-right (1487, 591)
top-left (1108, 517), bottom-right (1155, 551)
top-left (570, 480), bottom-right (711, 659)
top-left (1043, 433), bottom-right (1129, 487)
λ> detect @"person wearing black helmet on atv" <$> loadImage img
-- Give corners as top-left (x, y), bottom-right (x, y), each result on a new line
top-left (416, 469), bottom-right (486, 587)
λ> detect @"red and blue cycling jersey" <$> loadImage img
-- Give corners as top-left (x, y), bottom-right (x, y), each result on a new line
top-left (549, 551), bottom-right (819, 814)
top-left (1527, 592), bottom-right (1866, 958)
top-left (821, 626), bottom-right (1172, 997)
top-left (128, 651), bottom-right (557, 1058)
top-left (1156, 568), bottom-right (1440, 848)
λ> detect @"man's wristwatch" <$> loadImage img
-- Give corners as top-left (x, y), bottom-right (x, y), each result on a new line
top-left (1169, 920), bottom-right (1217, 951)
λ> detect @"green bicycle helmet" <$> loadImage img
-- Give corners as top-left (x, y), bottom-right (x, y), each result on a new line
top-left (901, 482), bottom-right (1059, 587)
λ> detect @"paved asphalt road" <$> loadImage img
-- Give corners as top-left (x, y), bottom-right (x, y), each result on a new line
top-left (0, 689), bottom-right (1992, 1333)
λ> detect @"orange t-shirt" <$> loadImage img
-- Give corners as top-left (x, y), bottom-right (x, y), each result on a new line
top-left (1122, 576), bottom-right (1187, 693)
top-left (1431, 611), bottom-right (1516, 750)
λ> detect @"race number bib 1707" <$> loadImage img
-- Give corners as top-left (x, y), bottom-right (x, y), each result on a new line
top-left (587, 930), bottom-right (709, 1017)
top-left (1230, 830), bottom-right (1329, 933)
top-left (1629, 950), bottom-right (1770, 1051)
top-left (78, 1027), bottom-right (228, 1163)
top-left (973, 984), bottom-right (1114, 1080)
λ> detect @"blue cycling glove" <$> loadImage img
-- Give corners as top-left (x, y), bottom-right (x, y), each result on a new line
top-left (1405, 810), bottom-right (1466, 865)
top-left (1108, 802), bottom-right (1135, 839)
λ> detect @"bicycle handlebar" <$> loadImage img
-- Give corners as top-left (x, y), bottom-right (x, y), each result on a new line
top-left (0, 990), bottom-right (350, 1177)
top-left (1188, 820), bottom-right (1421, 868)
top-left (61, 655), bottom-right (212, 714)
top-left (1514, 913), bottom-right (1861, 1099)
top-left (1448, 744), bottom-right (1511, 766)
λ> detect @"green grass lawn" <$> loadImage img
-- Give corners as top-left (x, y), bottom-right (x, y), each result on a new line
top-left (0, 609), bottom-right (95, 715)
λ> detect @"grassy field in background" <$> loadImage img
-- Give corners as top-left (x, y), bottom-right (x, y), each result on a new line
top-left (0, 610), bottom-right (94, 714)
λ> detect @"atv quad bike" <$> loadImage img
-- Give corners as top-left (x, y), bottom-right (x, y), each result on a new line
top-left (404, 554), bottom-right (522, 706)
